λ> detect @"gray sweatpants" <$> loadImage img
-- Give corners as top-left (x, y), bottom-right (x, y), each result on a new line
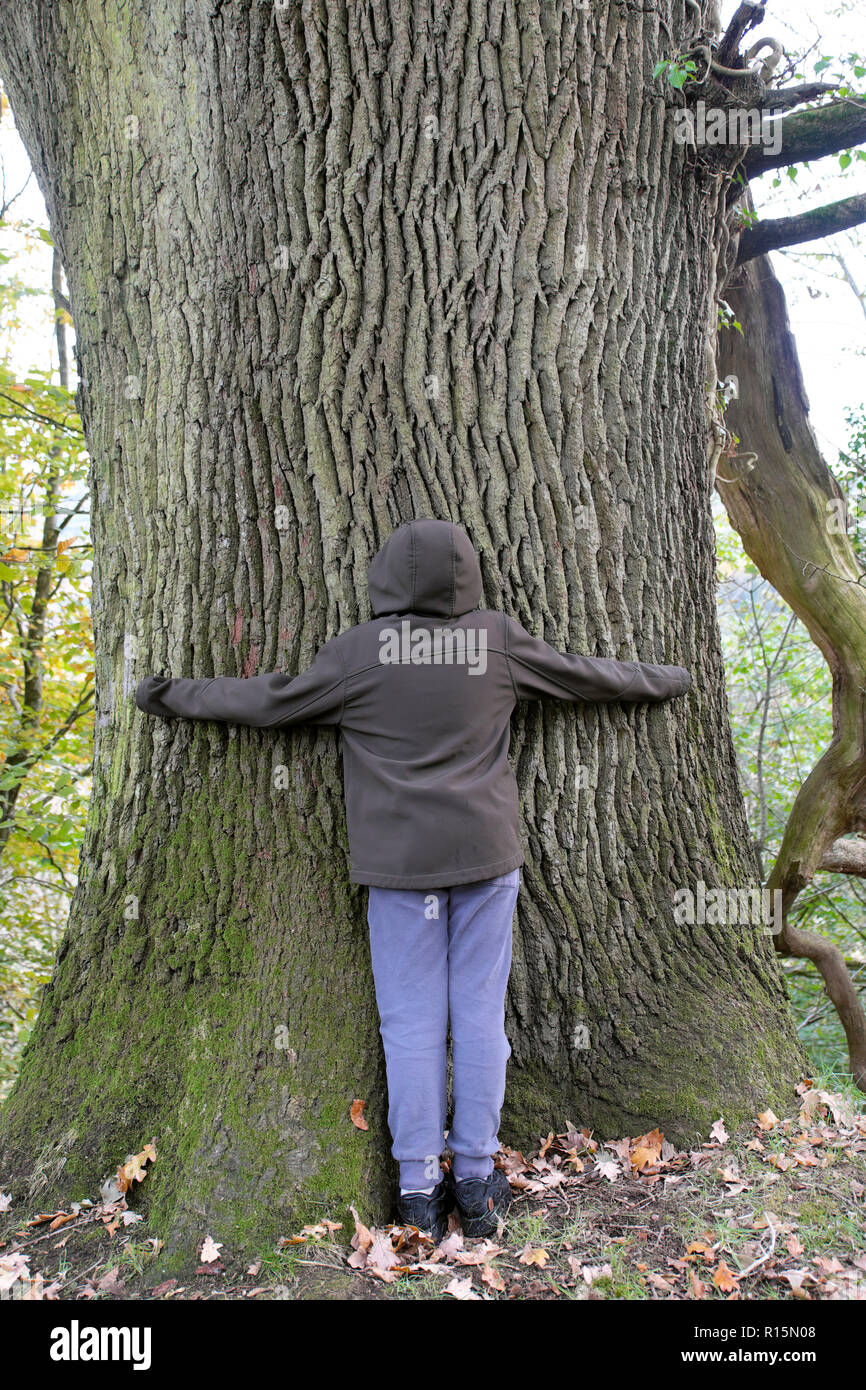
top-left (366, 867), bottom-right (520, 1191)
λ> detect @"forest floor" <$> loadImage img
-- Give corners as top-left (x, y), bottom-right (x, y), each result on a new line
top-left (2, 1074), bottom-right (864, 1302)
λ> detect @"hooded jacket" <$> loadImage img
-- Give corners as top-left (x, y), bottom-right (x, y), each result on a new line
top-left (136, 518), bottom-right (690, 889)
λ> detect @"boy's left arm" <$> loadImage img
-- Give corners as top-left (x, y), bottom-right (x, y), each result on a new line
top-left (502, 613), bottom-right (690, 704)
top-left (135, 637), bottom-right (345, 729)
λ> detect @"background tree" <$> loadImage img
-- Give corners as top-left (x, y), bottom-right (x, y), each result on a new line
top-left (717, 249), bottom-right (866, 1087)
top-left (716, 506), bottom-right (866, 1076)
top-left (1, 0), bottom-right (856, 1258)
top-left (705, 5), bottom-right (866, 1091)
top-left (0, 171), bottom-right (92, 1096)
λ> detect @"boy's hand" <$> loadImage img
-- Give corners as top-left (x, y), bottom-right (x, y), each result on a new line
top-left (672, 667), bottom-right (691, 696)
top-left (135, 673), bottom-right (175, 718)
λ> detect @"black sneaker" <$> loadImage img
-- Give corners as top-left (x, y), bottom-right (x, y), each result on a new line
top-left (395, 1178), bottom-right (454, 1243)
top-left (452, 1166), bottom-right (512, 1237)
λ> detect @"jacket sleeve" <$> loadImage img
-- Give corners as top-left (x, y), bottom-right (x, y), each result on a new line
top-left (134, 638), bottom-right (346, 728)
top-left (502, 614), bottom-right (690, 704)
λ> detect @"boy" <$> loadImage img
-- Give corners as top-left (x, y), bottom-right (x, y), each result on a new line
top-left (136, 517), bottom-right (690, 1240)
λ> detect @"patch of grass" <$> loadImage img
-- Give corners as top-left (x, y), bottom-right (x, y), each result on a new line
top-left (114, 1239), bottom-right (162, 1280)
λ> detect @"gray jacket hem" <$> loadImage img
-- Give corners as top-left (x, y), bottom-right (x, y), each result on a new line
top-left (350, 851), bottom-right (524, 891)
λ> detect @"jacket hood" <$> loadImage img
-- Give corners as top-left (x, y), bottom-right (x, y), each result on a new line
top-left (367, 518), bottom-right (484, 619)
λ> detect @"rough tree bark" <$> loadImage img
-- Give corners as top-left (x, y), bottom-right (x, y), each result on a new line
top-left (0, 1), bottom-right (806, 1259)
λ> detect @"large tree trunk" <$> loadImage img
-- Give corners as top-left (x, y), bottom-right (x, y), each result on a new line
top-left (0, 0), bottom-right (804, 1259)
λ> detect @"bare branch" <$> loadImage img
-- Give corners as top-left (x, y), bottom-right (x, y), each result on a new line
top-left (761, 82), bottom-right (838, 113)
top-left (820, 838), bottom-right (866, 877)
top-left (737, 192), bottom-right (866, 262)
top-left (744, 99), bottom-right (866, 178)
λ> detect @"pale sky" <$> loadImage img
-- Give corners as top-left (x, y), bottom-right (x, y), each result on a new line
top-left (0, 0), bottom-right (864, 467)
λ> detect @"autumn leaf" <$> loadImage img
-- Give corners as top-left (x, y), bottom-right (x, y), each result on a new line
top-left (365, 1235), bottom-right (404, 1283)
top-left (767, 1152), bottom-right (794, 1171)
top-left (445, 1276), bottom-right (481, 1300)
top-left (608, 1137), bottom-right (633, 1162)
top-left (799, 1087), bottom-right (853, 1128)
top-left (481, 1261), bottom-right (506, 1292)
top-left (96, 1267), bottom-right (125, 1295)
top-left (757, 1109), bottom-right (778, 1131)
top-left (594, 1156), bottom-right (621, 1181)
top-left (518, 1244), bottom-right (549, 1267)
top-left (28, 1210), bottom-right (74, 1228)
top-left (710, 1118), bottom-right (729, 1146)
top-left (690, 1270), bottom-right (707, 1298)
top-left (199, 1235), bottom-right (223, 1264)
top-left (348, 1204), bottom-right (374, 1253)
top-left (436, 1231), bottom-right (465, 1260)
top-left (713, 1261), bottom-right (738, 1292)
top-left (149, 1278), bottom-right (178, 1299)
top-left (117, 1142), bottom-right (157, 1193)
top-left (350, 1099), bottom-right (369, 1131)
top-left (630, 1148), bottom-right (656, 1171)
top-left (631, 1128), bottom-right (664, 1171)
top-left (0, 1253), bottom-right (30, 1293)
top-left (49, 1212), bottom-right (78, 1231)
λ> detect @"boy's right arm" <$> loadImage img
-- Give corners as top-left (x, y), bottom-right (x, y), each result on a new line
top-left (135, 637), bottom-right (345, 728)
top-left (502, 614), bottom-right (690, 704)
